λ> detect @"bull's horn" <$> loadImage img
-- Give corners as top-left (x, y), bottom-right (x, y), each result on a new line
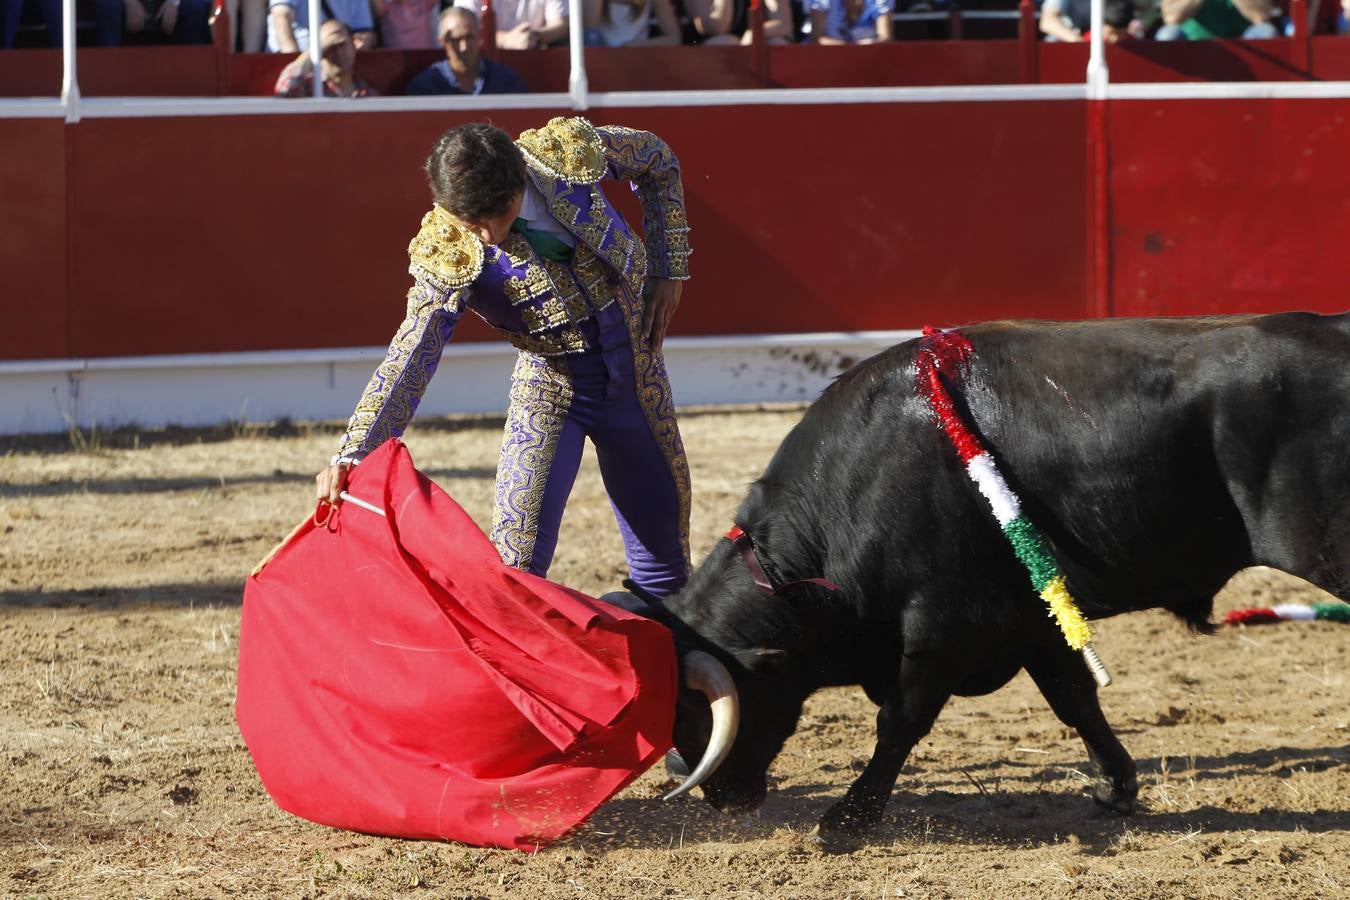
top-left (663, 650), bottom-right (740, 801)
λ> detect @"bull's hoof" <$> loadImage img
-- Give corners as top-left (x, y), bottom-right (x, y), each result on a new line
top-left (812, 801), bottom-right (881, 852)
top-left (1090, 779), bottom-right (1139, 815)
top-left (809, 823), bottom-right (864, 854)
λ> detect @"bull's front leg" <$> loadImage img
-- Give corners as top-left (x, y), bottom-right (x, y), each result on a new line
top-left (816, 650), bottom-right (956, 846)
top-left (1025, 647), bottom-right (1138, 813)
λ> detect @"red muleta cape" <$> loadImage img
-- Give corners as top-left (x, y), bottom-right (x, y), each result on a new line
top-left (236, 440), bottom-right (678, 850)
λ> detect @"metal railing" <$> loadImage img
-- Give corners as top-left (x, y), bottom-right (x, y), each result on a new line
top-left (29, 0), bottom-right (1333, 115)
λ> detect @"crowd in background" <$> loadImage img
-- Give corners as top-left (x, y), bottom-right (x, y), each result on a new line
top-left (1039, 0), bottom-right (1350, 42)
top-left (5, 0), bottom-right (1350, 80)
top-left (3, 0), bottom-right (215, 44)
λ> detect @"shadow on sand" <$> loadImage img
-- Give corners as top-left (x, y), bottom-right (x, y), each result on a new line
top-left (578, 742), bottom-right (1349, 851)
top-left (1, 580), bottom-right (246, 609)
top-left (0, 464), bottom-right (496, 500)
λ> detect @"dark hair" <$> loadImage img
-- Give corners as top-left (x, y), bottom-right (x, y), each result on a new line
top-left (425, 124), bottom-right (527, 222)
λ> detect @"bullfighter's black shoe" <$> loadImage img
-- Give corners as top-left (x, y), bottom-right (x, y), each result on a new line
top-left (665, 749), bottom-right (690, 778)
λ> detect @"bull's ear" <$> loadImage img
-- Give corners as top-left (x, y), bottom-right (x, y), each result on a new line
top-left (733, 647), bottom-right (786, 671)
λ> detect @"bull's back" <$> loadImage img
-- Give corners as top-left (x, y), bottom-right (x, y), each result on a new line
top-left (765, 312), bottom-right (1350, 619)
top-left (957, 313), bottom-right (1350, 500)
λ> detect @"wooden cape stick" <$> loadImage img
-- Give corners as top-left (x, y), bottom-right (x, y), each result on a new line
top-left (249, 492), bottom-right (386, 578)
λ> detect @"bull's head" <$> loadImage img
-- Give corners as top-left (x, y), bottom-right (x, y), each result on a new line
top-left (620, 560), bottom-right (808, 814)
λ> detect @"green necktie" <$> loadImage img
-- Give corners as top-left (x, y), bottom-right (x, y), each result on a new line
top-left (511, 217), bottom-right (573, 262)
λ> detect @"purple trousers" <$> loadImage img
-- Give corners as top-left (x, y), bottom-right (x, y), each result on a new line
top-left (490, 303), bottom-right (691, 597)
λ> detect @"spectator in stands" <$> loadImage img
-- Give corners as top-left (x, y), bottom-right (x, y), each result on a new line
top-left (225, 0), bottom-right (268, 51)
top-left (582, 0), bottom-right (681, 45)
top-left (1040, 0), bottom-right (1134, 41)
top-left (1339, 0), bottom-right (1349, 33)
top-left (3, 0), bottom-right (216, 46)
top-left (269, 0), bottom-right (377, 51)
top-left (1155, 0), bottom-right (1277, 38)
top-left (118, 0), bottom-right (214, 43)
top-left (679, 0), bottom-right (734, 40)
top-left (750, 0), bottom-right (793, 41)
top-left (275, 18), bottom-right (377, 94)
top-left (2, 0), bottom-right (117, 47)
top-left (373, 0), bottom-right (438, 48)
top-left (1130, 0), bottom-right (1161, 34)
top-left (809, 0), bottom-right (893, 43)
top-left (405, 7), bottom-right (527, 94)
top-left (690, 0), bottom-right (794, 43)
top-left (455, 0), bottom-right (568, 48)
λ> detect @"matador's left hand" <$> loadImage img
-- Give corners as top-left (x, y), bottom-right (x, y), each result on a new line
top-left (642, 278), bottom-right (682, 349)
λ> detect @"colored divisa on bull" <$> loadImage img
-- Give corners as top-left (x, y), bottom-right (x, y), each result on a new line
top-left (630, 311), bottom-right (1350, 844)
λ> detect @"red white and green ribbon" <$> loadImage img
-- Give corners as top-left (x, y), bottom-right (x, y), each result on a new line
top-left (916, 327), bottom-right (1112, 688)
top-left (1225, 602), bottom-right (1350, 626)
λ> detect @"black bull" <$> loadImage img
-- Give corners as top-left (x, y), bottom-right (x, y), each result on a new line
top-left (626, 312), bottom-right (1350, 842)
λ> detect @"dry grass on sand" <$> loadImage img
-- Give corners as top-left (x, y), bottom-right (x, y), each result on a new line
top-left (1, 406), bottom-right (1347, 898)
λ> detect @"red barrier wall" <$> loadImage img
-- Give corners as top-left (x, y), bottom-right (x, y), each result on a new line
top-left (6, 94), bottom-right (1350, 362)
top-left (1108, 99), bottom-right (1350, 318)
top-left (0, 46), bottom-right (224, 97)
top-left (53, 102), bottom-right (1085, 359)
top-left (768, 42), bottom-right (1021, 87)
top-left (1311, 35), bottom-right (1350, 79)
top-left (1040, 39), bottom-right (1315, 84)
top-left (1, 119), bottom-right (67, 360)
top-left (66, 108), bottom-right (556, 357)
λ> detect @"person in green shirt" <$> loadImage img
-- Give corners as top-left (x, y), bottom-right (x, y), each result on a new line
top-left (1157, 0), bottom-right (1276, 38)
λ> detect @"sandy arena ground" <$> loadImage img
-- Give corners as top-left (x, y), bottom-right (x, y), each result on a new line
top-left (1, 405), bottom-right (1347, 899)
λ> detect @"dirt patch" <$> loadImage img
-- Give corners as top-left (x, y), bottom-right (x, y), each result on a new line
top-left (2, 406), bottom-right (1347, 898)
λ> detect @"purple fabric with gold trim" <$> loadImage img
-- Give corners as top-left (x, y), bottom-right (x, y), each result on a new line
top-left (332, 117), bottom-right (693, 595)
top-left (334, 117), bottom-right (690, 463)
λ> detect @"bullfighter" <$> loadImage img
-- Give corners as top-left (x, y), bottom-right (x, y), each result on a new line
top-left (315, 117), bottom-right (692, 597)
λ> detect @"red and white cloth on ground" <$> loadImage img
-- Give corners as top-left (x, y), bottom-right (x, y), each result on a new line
top-left (236, 440), bottom-right (677, 850)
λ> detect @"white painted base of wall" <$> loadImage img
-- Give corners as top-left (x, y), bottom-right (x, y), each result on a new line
top-left (0, 331), bottom-right (918, 435)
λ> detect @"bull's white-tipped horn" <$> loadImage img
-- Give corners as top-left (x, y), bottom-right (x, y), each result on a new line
top-left (663, 650), bottom-right (740, 801)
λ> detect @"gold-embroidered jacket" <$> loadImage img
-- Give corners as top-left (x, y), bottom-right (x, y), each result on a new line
top-left (334, 117), bottom-right (691, 463)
